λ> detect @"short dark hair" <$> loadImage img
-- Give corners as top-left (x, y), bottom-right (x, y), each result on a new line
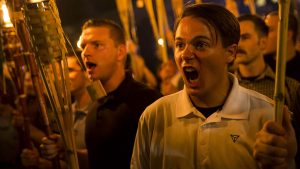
top-left (82, 19), bottom-right (125, 46)
top-left (174, 3), bottom-right (240, 48)
top-left (266, 11), bottom-right (299, 44)
top-left (66, 49), bottom-right (84, 70)
top-left (238, 14), bottom-right (269, 38)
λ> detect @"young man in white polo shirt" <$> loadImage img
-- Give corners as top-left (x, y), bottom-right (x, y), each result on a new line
top-left (131, 4), bottom-right (297, 169)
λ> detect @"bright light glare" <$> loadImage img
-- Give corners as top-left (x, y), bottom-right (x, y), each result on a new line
top-left (2, 3), bottom-right (13, 27)
top-left (256, 0), bottom-right (266, 7)
top-left (158, 38), bottom-right (164, 46)
top-left (136, 0), bottom-right (144, 8)
top-left (77, 36), bottom-right (82, 49)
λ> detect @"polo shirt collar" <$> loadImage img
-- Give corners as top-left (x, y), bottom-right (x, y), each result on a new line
top-left (175, 73), bottom-right (250, 120)
top-left (221, 74), bottom-right (249, 120)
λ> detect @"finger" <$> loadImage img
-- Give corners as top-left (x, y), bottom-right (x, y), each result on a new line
top-left (40, 150), bottom-right (58, 159)
top-left (21, 149), bottom-right (39, 167)
top-left (256, 129), bottom-right (287, 148)
top-left (48, 134), bottom-right (61, 140)
top-left (253, 144), bottom-right (286, 166)
top-left (282, 106), bottom-right (294, 134)
top-left (258, 162), bottom-right (288, 169)
top-left (40, 144), bottom-right (59, 159)
top-left (282, 106), bottom-right (297, 159)
top-left (40, 143), bottom-right (59, 152)
top-left (41, 137), bottom-right (55, 145)
top-left (254, 140), bottom-right (288, 158)
top-left (263, 120), bottom-right (285, 136)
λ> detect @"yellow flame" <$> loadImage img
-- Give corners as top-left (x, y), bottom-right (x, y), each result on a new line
top-left (2, 3), bottom-right (13, 27)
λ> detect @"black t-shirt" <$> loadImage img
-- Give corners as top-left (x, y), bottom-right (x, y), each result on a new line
top-left (195, 105), bottom-right (223, 118)
top-left (264, 51), bottom-right (300, 83)
top-left (85, 73), bottom-right (161, 169)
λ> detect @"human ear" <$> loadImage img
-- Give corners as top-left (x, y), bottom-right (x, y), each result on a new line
top-left (117, 44), bottom-right (127, 61)
top-left (225, 44), bottom-right (238, 64)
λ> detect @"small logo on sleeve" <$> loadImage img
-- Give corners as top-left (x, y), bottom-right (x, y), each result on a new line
top-left (230, 134), bottom-right (240, 143)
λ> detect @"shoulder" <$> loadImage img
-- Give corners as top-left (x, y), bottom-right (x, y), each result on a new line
top-left (231, 73), bottom-right (274, 108)
top-left (239, 85), bottom-right (274, 107)
top-left (141, 91), bottom-right (182, 119)
top-left (130, 79), bottom-right (161, 99)
top-left (236, 86), bottom-right (274, 122)
top-left (286, 77), bottom-right (300, 88)
top-left (123, 79), bottom-right (162, 111)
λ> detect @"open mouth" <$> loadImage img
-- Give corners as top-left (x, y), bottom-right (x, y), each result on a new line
top-left (237, 49), bottom-right (246, 55)
top-left (85, 61), bottom-right (97, 69)
top-left (183, 67), bottom-right (198, 82)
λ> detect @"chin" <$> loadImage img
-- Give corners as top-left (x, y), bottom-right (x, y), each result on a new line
top-left (186, 87), bottom-right (204, 97)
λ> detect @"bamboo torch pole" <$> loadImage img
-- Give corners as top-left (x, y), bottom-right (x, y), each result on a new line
top-left (274, 0), bottom-right (290, 124)
top-left (8, 1), bottom-right (62, 168)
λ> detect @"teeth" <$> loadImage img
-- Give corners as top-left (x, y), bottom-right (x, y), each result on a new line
top-left (184, 67), bottom-right (195, 72)
top-left (183, 67), bottom-right (198, 81)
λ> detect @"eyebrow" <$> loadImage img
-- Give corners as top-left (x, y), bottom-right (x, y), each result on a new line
top-left (81, 39), bottom-right (101, 48)
top-left (175, 35), bottom-right (211, 43)
top-left (240, 33), bottom-right (251, 37)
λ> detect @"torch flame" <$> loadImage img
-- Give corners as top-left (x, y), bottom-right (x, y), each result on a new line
top-left (1, 2), bottom-right (13, 27)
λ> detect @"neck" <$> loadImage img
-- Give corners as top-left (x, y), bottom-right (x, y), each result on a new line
top-left (103, 67), bottom-right (126, 93)
top-left (191, 72), bottom-right (231, 108)
top-left (73, 88), bottom-right (91, 110)
top-left (238, 56), bottom-right (266, 77)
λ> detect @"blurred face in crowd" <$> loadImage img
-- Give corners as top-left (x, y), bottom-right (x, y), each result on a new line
top-left (158, 60), bottom-right (178, 81)
top-left (236, 20), bottom-right (266, 65)
top-left (80, 26), bottom-right (125, 85)
top-left (174, 16), bottom-right (236, 103)
top-left (264, 14), bottom-right (278, 54)
top-left (67, 56), bottom-right (88, 95)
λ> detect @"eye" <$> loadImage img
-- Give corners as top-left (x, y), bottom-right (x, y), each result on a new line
top-left (175, 41), bottom-right (185, 50)
top-left (240, 34), bottom-right (250, 41)
top-left (93, 42), bottom-right (100, 48)
top-left (193, 41), bottom-right (208, 50)
top-left (92, 41), bottom-right (105, 50)
top-left (80, 43), bottom-right (86, 50)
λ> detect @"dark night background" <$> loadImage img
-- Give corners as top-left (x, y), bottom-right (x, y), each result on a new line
top-left (56, 0), bottom-right (291, 74)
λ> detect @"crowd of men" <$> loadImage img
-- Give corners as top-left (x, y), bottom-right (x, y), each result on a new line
top-left (0, 2), bottom-right (300, 169)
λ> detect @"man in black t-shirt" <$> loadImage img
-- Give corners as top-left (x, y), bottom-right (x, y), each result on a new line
top-left (264, 11), bottom-right (300, 83)
top-left (39, 19), bottom-right (161, 169)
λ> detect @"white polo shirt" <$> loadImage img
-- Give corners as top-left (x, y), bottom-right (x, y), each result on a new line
top-left (131, 74), bottom-right (276, 169)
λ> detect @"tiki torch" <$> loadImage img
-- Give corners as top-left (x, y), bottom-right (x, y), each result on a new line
top-left (21, 0), bottom-right (79, 168)
top-left (274, 0), bottom-right (290, 124)
top-left (3, 0), bottom-right (62, 168)
top-left (0, 0), bottom-right (32, 151)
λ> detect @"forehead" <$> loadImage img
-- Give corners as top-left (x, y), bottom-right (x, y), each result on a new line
top-left (175, 16), bottom-right (216, 42)
top-left (67, 57), bottom-right (79, 67)
top-left (81, 26), bottom-right (111, 40)
top-left (239, 20), bottom-right (256, 33)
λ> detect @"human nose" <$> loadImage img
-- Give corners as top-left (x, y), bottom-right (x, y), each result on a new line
top-left (181, 44), bottom-right (195, 60)
top-left (81, 44), bottom-right (91, 59)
